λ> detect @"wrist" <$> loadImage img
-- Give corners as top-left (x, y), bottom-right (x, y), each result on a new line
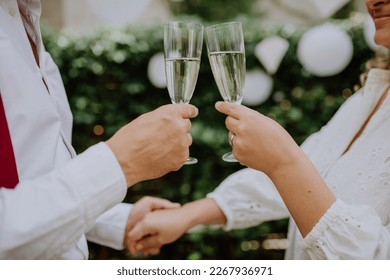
top-left (105, 140), bottom-right (141, 187)
top-left (266, 148), bottom-right (336, 237)
top-left (267, 145), bottom-right (305, 179)
top-left (181, 198), bottom-right (227, 229)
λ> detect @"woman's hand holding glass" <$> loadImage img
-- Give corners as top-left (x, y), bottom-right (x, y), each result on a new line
top-left (205, 22), bottom-right (246, 162)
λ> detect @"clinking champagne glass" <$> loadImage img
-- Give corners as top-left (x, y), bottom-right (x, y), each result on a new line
top-left (205, 22), bottom-right (246, 162)
top-left (164, 21), bottom-right (203, 165)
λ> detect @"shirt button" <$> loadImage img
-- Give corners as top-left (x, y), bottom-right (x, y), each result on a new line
top-left (8, 7), bottom-right (16, 17)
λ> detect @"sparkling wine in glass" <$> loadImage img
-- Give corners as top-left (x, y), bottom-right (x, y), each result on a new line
top-left (164, 21), bottom-right (203, 165)
top-left (205, 22), bottom-right (246, 162)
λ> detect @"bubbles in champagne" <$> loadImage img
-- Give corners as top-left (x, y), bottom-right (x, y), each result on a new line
top-left (165, 58), bottom-right (200, 104)
top-left (208, 51), bottom-right (246, 103)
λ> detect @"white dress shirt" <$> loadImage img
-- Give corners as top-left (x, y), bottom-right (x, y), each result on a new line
top-left (208, 68), bottom-right (390, 259)
top-left (0, 0), bottom-right (132, 259)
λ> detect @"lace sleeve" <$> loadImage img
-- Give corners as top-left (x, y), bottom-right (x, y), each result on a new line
top-left (300, 199), bottom-right (390, 259)
top-left (207, 168), bottom-right (289, 231)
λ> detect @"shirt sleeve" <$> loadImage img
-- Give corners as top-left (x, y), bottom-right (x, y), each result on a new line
top-left (0, 142), bottom-right (127, 259)
top-left (207, 168), bottom-right (290, 230)
top-left (300, 199), bottom-right (390, 259)
top-left (85, 202), bottom-right (133, 251)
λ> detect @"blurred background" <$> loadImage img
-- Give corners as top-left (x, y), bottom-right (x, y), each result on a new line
top-left (40, 0), bottom-right (382, 259)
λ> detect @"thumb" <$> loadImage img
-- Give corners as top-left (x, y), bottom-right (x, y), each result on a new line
top-left (149, 198), bottom-right (181, 211)
top-left (178, 104), bottom-right (199, 119)
top-left (215, 101), bottom-right (241, 119)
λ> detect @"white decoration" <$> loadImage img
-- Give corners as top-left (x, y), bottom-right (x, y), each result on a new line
top-left (297, 23), bottom-right (353, 77)
top-left (278, 0), bottom-right (350, 20)
top-left (86, 0), bottom-right (152, 25)
top-left (147, 53), bottom-right (167, 89)
top-left (254, 36), bottom-right (289, 75)
top-left (242, 69), bottom-right (273, 106)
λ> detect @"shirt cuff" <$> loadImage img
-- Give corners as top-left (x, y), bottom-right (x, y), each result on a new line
top-left (60, 142), bottom-right (127, 231)
top-left (86, 203), bottom-right (133, 250)
top-left (300, 199), bottom-right (341, 249)
top-left (300, 199), bottom-right (384, 259)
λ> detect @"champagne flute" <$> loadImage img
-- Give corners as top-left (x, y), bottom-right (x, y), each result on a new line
top-left (205, 22), bottom-right (246, 162)
top-left (164, 21), bottom-right (203, 165)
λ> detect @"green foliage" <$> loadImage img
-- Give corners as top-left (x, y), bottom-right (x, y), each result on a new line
top-left (167, 0), bottom-right (260, 22)
top-left (42, 16), bottom-right (374, 259)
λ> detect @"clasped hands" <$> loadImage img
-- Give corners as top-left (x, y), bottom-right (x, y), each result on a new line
top-left (123, 196), bottom-right (191, 256)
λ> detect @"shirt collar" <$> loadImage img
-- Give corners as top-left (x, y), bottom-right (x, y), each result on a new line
top-left (363, 68), bottom-right (390, 109)
top-left (17, 0), bottom-right (42, 43)
top-left (17, 0), bottom-right (41, 23)
top-left (0, 0), bottom-right (43, 69)
top-left (365, 68), bottom-right (390, 86)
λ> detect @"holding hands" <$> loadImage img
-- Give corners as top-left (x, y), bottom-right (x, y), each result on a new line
top-left (123, 196), bottom-right (182, 256)
top-left (125, 205), bottom-right (191, 256)
top-left (125, 198), bottom-right (226, 256)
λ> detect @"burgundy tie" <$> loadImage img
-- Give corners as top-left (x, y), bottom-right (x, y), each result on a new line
top-left (0, 94), bottom-right (19, 188)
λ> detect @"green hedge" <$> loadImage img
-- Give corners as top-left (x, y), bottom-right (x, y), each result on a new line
top-left (42, 16), bottom-right (374, 259)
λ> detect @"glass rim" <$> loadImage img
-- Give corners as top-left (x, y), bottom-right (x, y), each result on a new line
top-left (164, 21), bottom-right (203, 29)
top-left (204, 21), bottom-right (242, 31)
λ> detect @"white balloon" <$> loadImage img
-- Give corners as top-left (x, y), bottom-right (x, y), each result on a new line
top-left (297, 23), bottom-right (353, 77)
top-left (242, 69), bottom-right (273, 106)
top-left (147, 53), bottom-right (167, 89)
top-left (86, 0), bottom-right (152, 25)
top-left (254, 36), bottom-right (289, 75)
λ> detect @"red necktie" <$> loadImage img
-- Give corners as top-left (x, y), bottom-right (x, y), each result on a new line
top-left (0, 94), bottom-right (19, 188)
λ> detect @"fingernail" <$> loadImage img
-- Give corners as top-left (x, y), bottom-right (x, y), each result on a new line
top-left (136, 244), bottom-right (143, 251)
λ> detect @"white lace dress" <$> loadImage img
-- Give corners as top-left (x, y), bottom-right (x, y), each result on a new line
top-left (207, 68), bottom-right (390, 259)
